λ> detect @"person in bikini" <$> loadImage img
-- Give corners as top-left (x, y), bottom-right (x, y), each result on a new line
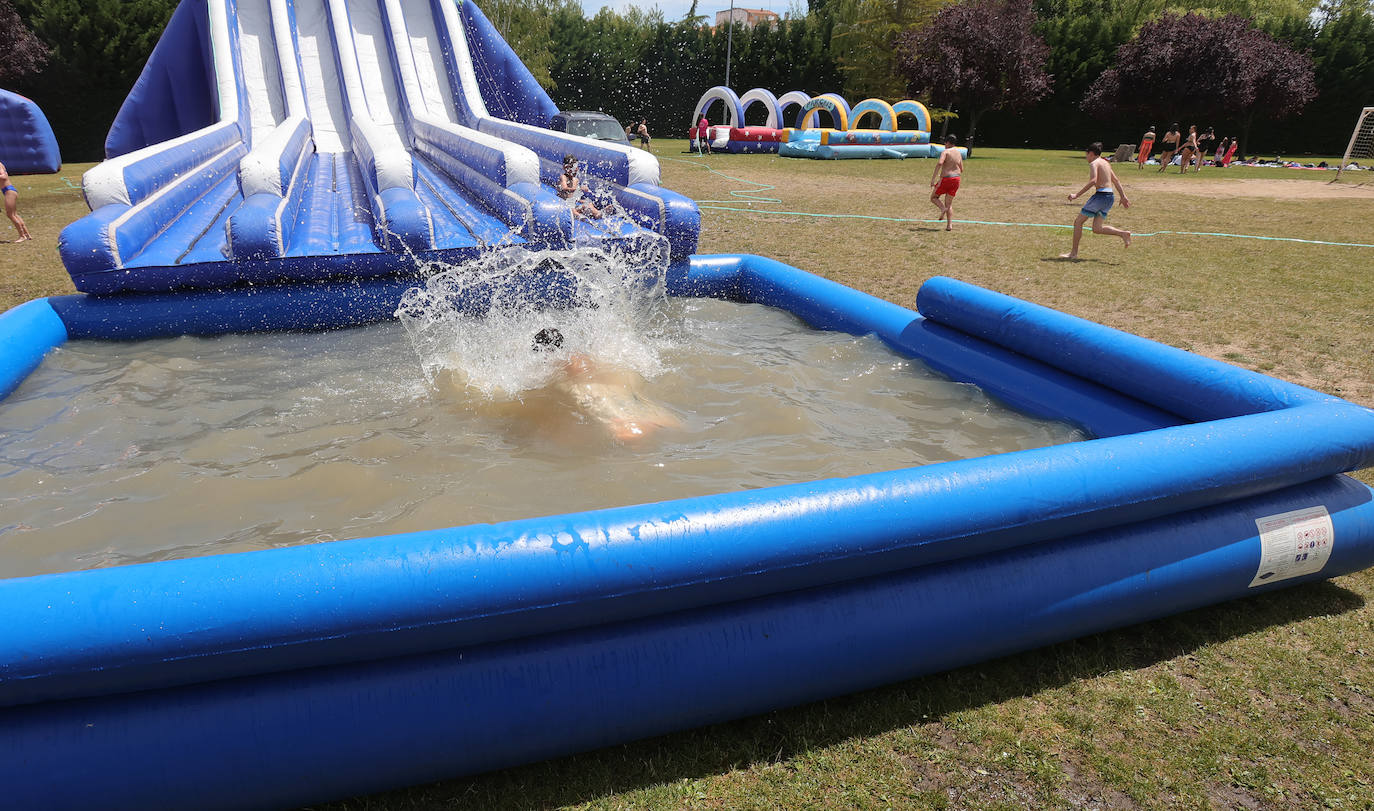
top-left (929, 134), bottom-right (964, 231)
top-left (1157, 123), bottom-right (1180, 173)
top-left (557, 155), bottom-right (615, 219)
top-left (531, 327), bottom-right (681, 442)
top-left (0, 161), bottom-right (32, 242)
top-left (1196, 127), bottom-right (1215, 171)
top-left (1176, 125), bottom-right (1199, 174)
top-left (1061, 142), bottom-right (1131, 260)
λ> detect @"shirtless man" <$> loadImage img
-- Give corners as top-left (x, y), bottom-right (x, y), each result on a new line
top-left (0, 161), bottom-right (32, 242)
top-left (556, 155), bottom-right (614, 219)
top-left (929, 135), bottom-right (964, 231)
top-left (1061, 142), bottom-right (1131, 260)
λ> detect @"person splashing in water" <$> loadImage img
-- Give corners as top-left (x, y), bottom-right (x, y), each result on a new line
top-left (532, 327), bottom-right (681, 441)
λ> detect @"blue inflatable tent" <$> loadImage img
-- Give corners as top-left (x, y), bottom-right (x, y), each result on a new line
top-left (0, 88), bottom-right (60, 174)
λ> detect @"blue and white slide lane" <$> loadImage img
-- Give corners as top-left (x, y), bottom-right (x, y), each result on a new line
top-left (57, 0), bottom-right (701, 294)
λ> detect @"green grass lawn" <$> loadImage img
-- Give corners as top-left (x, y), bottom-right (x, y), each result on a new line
top-left (5, 148), bottom-right (1374, 810)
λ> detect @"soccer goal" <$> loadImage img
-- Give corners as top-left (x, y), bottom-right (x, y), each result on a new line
top-left (1335, 107), bottom-right (1374, 180)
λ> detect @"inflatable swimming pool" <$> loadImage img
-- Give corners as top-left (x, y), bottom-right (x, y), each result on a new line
top-left (3, 256), bottom-right (1374, 809)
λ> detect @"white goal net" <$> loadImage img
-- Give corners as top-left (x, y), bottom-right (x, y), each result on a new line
top-left (1336, 107), bottom-right (1374, 179)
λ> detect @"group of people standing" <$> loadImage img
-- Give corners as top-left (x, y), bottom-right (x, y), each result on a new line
top-left (1143, 124), bottom-right (1237, 172)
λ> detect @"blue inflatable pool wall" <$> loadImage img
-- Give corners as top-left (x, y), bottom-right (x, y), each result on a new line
top-left (3, 2), bottom-right (1374, 808)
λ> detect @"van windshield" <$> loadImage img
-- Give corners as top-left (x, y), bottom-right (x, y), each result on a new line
top-left (567, 118), bottom-right (626, 141)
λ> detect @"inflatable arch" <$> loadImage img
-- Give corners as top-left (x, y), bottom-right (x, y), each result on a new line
top-left (849, 99), bottom-right (898, 132)
top-left (690, 86), bottom-right (745, 130)
top-left (893, 100), bottom-right (932, 132)
top-left (776, 90), bottom-right (811, 125)
top-left (0, 88), bottom-right (60, 174)
top-left (738, 88), bottom-right (782, 129)
top-left (798, 94), bottom-right (850, 130)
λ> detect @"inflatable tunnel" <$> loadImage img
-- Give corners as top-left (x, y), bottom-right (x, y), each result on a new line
top-left (58, 0), bottom-right (699, 294)
top-left (0, 89), bottom-right (60, 174)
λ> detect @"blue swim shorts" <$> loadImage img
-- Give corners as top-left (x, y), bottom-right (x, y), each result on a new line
top-left (1080, 190), bottom-right (1114, 218)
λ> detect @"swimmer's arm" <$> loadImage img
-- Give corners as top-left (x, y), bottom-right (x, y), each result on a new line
top-left (931, 152), bottom-right (946, 185)
top-left (1069, 175), bottom-right (1096, 201)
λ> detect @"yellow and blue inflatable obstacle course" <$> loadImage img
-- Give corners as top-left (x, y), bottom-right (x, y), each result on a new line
top-left (689, 88), bottom-right (956, 158)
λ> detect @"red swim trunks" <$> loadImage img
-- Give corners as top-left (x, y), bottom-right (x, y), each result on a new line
top-left (934, 176), bottom-right (961, 197)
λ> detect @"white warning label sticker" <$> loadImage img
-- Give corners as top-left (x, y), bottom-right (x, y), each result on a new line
top-left (1249, 505), bottom-right (1334, 588)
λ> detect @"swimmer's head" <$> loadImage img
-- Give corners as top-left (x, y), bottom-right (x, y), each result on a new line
top-left (562, 154), bottom-right (577, 173)
top-left (1086, 142), bottom-right (1103, 157)
top-left (532, 327), bottom-right (564, 352)
top-left (944, 134), bottom-right (958, 146)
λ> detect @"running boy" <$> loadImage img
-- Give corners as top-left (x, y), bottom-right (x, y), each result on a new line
top-left (1061, 142), bottom-right (1131, 259)
top-left (929, 134), bottom-right (963, 231)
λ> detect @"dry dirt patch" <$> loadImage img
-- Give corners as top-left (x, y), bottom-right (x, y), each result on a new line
top-left (1128, 176), bottom-right (1374, 199)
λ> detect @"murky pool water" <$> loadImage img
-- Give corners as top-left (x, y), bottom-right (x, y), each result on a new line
top-left (0, 296), bottom-right (1085, 579)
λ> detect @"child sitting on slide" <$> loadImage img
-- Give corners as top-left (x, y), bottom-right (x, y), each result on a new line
top-left (557, 155), bottom-right (615, 219)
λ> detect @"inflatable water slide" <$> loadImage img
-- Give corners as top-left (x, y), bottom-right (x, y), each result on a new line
top-left (0, 89), bottom-right (61, 174)
top-left (58, 0), bottom-right (698, 294)
top-left (689, 86), bottom-right (961, 159)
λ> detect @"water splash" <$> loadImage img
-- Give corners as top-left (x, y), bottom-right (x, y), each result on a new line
top-left (395, 233), bottom-right (674, 399)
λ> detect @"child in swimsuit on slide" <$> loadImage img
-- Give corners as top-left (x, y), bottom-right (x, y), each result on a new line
top-left (557, 155), bottom-right (616, 220)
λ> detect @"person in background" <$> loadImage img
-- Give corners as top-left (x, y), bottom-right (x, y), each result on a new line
top-left (0, 161), bottom-right (31, 242)
top-left (929, 134), bottom-right (964, 231)
top-left (1215, 135), bottom-right (1230, 165)
top-left (1176, 125), bottom-right (1199, 174)
top-left (1157, 123), bottom-right (1180, 173)
top-left (1196, 127), bottom-right (1216, 171)
top-left (636, 119), bottom-right (651, 149)
top-left (1061, 142), bottom-right (1132, 260)
top-left (696, 114), bottom-right (712, 154)
top-left (1137, 125), bottom-right (1156, 168)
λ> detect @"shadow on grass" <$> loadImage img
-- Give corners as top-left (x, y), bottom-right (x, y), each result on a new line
top-left (1041, 255), bottom-right (1111, 264)
top-left (311, 579), bottom-right (1365, 810)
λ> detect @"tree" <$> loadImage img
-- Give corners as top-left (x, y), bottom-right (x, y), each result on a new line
top-left (827, 0), bottom-right (946, 100)
top-left (1083, 13), bottom-right (1317, 147)
top-left (0, 0), bottom-right (48, 84)
top-left (10, 0), bottom-right (177, 160)
top-left (895, 0), bottom-right (1052, 153)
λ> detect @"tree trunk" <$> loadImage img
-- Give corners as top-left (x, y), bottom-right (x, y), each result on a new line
top-left (966, 109), bottom-right (983, 157)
